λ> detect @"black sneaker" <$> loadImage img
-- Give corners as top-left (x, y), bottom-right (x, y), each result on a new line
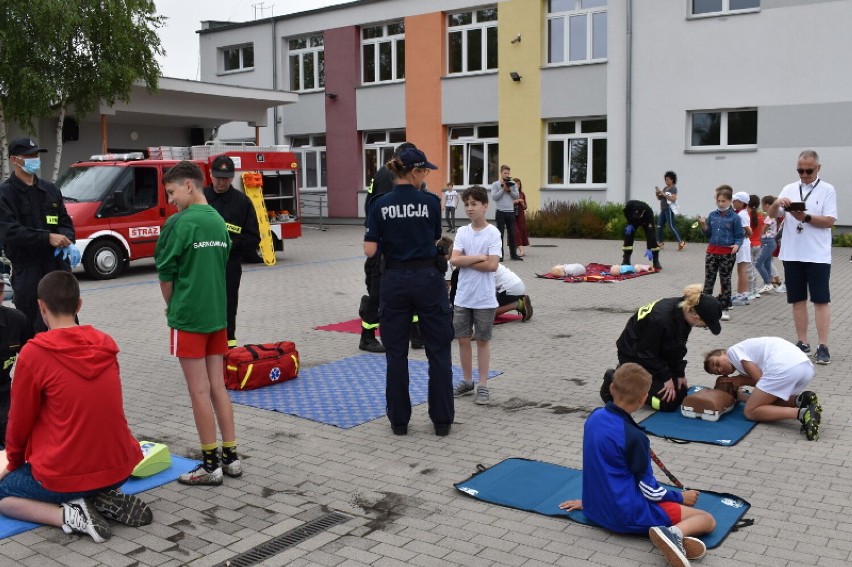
top-left (434, 424), bottom-right (451, 437)
top-left (814, 344), bottom-right (831, 365)
top-left (359, 337), bottom-right (385, 353)
top-left (62, 498), bottom-right (112, 543)
top-left (600, 369), bottom-right (615, 404)
top-left (800, 403), bottom-right (821, 441)
top-left (521, 295), bottom-right (533, 322)
top-left (795, 340), bottom-right (811, 354)
top-left (796, 391), bottom-right (820, 412)
top-left (93, 489), bottom-right (153, 527)
top-left (391, 424), bottom-right (408, 436)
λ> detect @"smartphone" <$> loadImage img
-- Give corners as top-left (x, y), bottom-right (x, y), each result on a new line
top-left (786, 202), bottom-right (806, 212)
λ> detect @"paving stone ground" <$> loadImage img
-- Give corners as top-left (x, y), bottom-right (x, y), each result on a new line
top-left (2, 224), bottom-right (850, 566)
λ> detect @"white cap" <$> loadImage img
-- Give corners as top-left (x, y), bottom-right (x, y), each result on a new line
top-left (732, 192), bottom-right (750, 204)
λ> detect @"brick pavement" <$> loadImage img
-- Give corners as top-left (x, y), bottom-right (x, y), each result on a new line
top-left (1, 225), bottom-right (849, 566)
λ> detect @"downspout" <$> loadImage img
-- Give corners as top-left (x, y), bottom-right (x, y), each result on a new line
top-left (272, 18), bottom-right (280, 145)
top-left (625, 0), bottom-right (633, 200)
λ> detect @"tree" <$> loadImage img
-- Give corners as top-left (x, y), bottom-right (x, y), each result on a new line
top-left (0, 1), bottom-right (164, 179)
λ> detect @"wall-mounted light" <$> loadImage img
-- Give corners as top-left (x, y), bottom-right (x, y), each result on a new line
top-left (325, 92), bottom-right (338, 100)
top-left (510, 34), bottom-right (522, 44)
top-left (509, 72), bottom-right (522, 82)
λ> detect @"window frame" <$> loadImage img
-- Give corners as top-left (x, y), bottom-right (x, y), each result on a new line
top-left (447, 8), bottom-right (499, 76)
top-left (546, 0), bottom-right (608, 66)
top-left (689, 0), bottom-right (760, 18)
top-left (545, 117), bottom-right (607, 187)
top-left (361, 21), bottom-right (406, 85)
top-left (363, 130), bottom-right (407, 188)
top-left (221, 43), bottom-right (255, 73)
top-left (287, 34), bottom-right (325, 92)
top-left (290, 135), bottom-right (327, 190)
top-left (447, 124), bottom-right (500, 187)
top-left (686, 108), bottom-right (758, 152)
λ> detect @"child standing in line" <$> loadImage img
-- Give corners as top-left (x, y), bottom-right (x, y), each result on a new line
top-left (747, 195), bottom-right (765, 299)
top-left (698, 186), bottom-right (744, 321)
top-left (451, 186), bottom-right (502, 405)
top-left (755, 195), bottom-right (779, 294)
top-left (441, 182), bottom-right (459, 233)
top-left (730, 192), bottom-right (753, 306)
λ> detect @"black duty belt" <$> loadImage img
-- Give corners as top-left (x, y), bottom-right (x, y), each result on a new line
top-left (385, 258), bottom-right (436, 270)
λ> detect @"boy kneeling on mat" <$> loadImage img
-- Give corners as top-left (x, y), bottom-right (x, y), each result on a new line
top-left (704, 337), bottom-right (821, 441)
top-left (560, 363), bottom-right (716, 567)
top-left (0, 271), bottom-right (151, 543)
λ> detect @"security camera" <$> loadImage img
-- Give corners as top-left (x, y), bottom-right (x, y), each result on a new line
top-left (510, 34), bottom-right (521, 44)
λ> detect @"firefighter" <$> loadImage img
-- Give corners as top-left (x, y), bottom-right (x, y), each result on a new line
top-left (203, 155), bottom-right (261, 348)
top-left (360, 142), bottom-right (424, 353)
top-left (0, 137), bottom-right (76, 334)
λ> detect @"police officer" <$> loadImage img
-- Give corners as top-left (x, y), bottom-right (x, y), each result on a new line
top-left (359, 142), bottom-right (424, 352)
top-left (0, 137), bottom-right (75, 333)
top-left (364, 147), bottom-right (454, 437)
top-left (0, 276), bottom-right (31, 444)
top-left (203, 155), bottom-right (261, 348)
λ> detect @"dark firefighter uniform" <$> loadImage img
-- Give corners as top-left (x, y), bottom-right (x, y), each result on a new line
top-left (0, 301), bottom-right (32, 444)
top-left (0, 163), bottom-right (75, 334)
top-left (203, 156), bottom-right (261, 347)
top-left (365, 175), bottom-right (454, 436)
top-left (622, 200), bottom-right (661, 269)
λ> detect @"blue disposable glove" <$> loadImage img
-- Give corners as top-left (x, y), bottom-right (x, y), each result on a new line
top-left (644, 249), bottom-right (654, 261)
top-left (54, 244), bottom-right (82, 268)
top-left (624, 225), bottom-right (634, 236)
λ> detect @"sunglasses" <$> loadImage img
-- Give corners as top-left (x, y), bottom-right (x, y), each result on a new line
top-left (797, 168), bottom-right (815, 175)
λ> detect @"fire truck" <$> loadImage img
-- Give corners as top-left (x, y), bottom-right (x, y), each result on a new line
top-left (55, 146), bottom-right (301, 279)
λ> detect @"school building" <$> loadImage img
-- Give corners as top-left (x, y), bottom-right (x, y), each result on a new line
top-left (197, 0), bottom-right (852, 223)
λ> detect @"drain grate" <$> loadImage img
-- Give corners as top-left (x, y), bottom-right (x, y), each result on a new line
top-left (217, 511), bottom-right (351, 567)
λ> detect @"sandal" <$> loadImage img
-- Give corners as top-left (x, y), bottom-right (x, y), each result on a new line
top-left (677, 241), bottom-right (686, 251)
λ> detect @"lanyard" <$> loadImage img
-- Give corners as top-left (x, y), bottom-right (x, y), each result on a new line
top-left (799, 179), bottom-right (819, 203)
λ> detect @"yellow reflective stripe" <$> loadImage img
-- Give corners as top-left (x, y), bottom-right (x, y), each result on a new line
top-left (46, 215), bottom-right (58, 224)
top-left (239, 364), bottom-right (254, 389)
top-left (291, 354), bottom-right (299, 374)
top-left (226, 365), bottom-right (238, 372)
top-left (225, 223), bottom-right (242, 234)
top-left (636, 300), bottom-right (658, 321)
top-left (651, 396), bottom-right (661, 410)
top-left (411, 315), bottom-right (419, 323)
top-left (362, 322), bottom-right (380, 330)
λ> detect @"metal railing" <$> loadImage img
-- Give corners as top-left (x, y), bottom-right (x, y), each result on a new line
top-left (299, 191), bottom-right (328, 231)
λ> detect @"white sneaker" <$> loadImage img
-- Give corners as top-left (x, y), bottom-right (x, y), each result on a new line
top-left (721, 310), bottom-right (731, 321)
top-left (222, 459), bottom-right (243, 478)
top-left (774, 283), bottom-right (787, 293)
top-left (178, 464), bottom-right (223, 486)
top-left (748, 291), bottom-right (761, 300)
top-left (61, 498), bottom-right (112, 543)
top-left (758, 284), bottom-right (774, 294)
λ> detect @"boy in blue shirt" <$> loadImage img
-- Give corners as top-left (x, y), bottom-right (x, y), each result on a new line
top-left (560, 363), bottom-right (716, 567)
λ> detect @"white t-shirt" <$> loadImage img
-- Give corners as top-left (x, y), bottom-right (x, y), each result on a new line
top-left (727, 337), bottom-right (813, 399)
top-left (444, 189), bottom-right (458, 208)
top-left (453, 224), bottom-right (502, 309)
top-left (735, 209), bottom-right (752, 263)
top-left (494, 264), bottom-right (525, 296)
top-left (778, 178), bottom-right (838, 264)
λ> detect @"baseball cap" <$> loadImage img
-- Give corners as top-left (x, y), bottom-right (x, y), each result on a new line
top-left (210, 155), bottom-right (236, 178)
top-left (392, 142), bottom-right (417, 158)
top-left (732, 191), bottom-right (750, 204)
top-left (694, 294), bottom-right (723, 335)
top-left (8, 137), bottom-right (47, 156)
top-left (398, 147), bottom-right (438, 170)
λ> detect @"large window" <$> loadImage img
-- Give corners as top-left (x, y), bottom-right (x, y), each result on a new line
top-left (448, 125), bottom-right (499, 186)
top-left (691, 0), bottom-right (759, 16)
top-left (448, 8), bottom-right (498, 75)
top-left (363, 130), bottom-right (406, 187)
top-left (288, 34), bottom-right (324, 91)
top-left (547, 0), bottom-right (607, 65)
top-left (689, 109), bottom-right (757, 149)
top-left (362, 22), bottom-right (405, 84)
top-left (547, 118), bottom-right (607, 185)
top-left (222, 44), bottom-right (254, 72)
top-left (290, 135), bottom-right (327, 190)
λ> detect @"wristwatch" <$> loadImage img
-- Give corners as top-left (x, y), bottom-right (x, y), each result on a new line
top-left (804, 214), bottom-right (812, 223)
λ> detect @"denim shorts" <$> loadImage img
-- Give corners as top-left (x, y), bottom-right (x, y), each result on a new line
top-left (453, 306), bottom-right (496, 341)
top-left (0, 463), bottom-right (122, 503)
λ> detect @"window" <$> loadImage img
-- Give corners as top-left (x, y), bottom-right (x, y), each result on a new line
top-left (362, 22), bottom-right (405, 84)
top-left (691, 0), bottom-right (759, 16)
top-left (222, 44), bottom-right (254, 72)
top-left (547, 0), bottom-right (607, 65)
top-left (689, 109), bottom-right (757, 149)
top-left (288, 34), bottom-right (324, 91)
top-left (363, 130), bottom-right (406, 186)
top-left (448, 8), bottom-right (498, 75)
top-left (290, 135), bottom-right (327, 189)
top-left (448, 125), bottom-right (499, 186)
top-left (546, 118), bottom-right (607, 185)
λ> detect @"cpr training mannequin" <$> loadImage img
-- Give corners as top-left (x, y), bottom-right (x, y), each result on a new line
top-left (549, 263), bottom-right (586, 278)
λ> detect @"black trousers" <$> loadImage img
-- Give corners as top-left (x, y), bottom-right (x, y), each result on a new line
top-left (495, 210), bottom-right (519, 259)
top-left (359, 256), bottom-right (381, 330)
top-left (12, 261), bottom-right (67, 334)
top-left (225, 256), bottom-right (242, 342)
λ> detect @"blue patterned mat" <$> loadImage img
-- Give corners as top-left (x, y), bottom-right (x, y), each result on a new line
top-left (228, 354), bottom-right (502, 428)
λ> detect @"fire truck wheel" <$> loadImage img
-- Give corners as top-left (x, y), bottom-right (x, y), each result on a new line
top-left (83, 240), bottom-right (126, 280)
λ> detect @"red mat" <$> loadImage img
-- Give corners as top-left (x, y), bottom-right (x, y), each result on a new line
top-left (316, 314), bottom-right (523, 335)
top-left (535, 262), bottom-right (658, 283)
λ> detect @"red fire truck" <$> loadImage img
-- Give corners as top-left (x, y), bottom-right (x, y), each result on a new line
top-left (55, 147), bottom-right (301, 279)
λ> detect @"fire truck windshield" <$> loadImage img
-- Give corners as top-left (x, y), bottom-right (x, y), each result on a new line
top-left (57, 166), bottom-right (124, 202)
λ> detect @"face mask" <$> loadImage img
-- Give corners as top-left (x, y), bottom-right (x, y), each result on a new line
top-left (717, 205), bottom-right (731, 213)
top-left (21, 157), bottom-right (41, 174)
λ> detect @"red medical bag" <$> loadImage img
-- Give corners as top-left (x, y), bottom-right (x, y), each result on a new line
top-left (224, 342), bottom-right (299, 390)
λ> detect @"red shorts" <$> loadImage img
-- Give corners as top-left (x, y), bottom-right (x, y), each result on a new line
top-left (170, 328), bottom-right (228, 358)
top-left (657, 501), bottom-right (682, 524)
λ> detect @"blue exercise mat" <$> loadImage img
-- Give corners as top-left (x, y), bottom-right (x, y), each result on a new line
top-left (454, 458), bottom-right (750, 549)
top-left (0, 456), bottom-right (198, 540)
top-left (639, 402), bottom-right (757, 446)
top-left (229, 353), bottom-right (502, 428)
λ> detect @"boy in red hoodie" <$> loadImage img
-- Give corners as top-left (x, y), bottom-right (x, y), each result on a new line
top-left (0, 271), bottom-right (150, 542)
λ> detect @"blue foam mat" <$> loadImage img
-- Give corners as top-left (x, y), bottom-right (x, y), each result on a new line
top-left (228, 353), bottom-right (502, 428)
top-left (639, 401), bottom-right (757, 446)
top-left (454, 458), bottom-right (750, 549)
top-left (0, 456), bottom-right (198, 540)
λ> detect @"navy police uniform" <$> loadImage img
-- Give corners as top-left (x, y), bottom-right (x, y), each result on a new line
top-left (622, 200), bottom-right (661, 268)
top-left (359, 166), bottom-right (395, 347)
top-left (0, 174), bottom-right (75, 333)
top-left (365, 185), bottom-right (454, 431)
